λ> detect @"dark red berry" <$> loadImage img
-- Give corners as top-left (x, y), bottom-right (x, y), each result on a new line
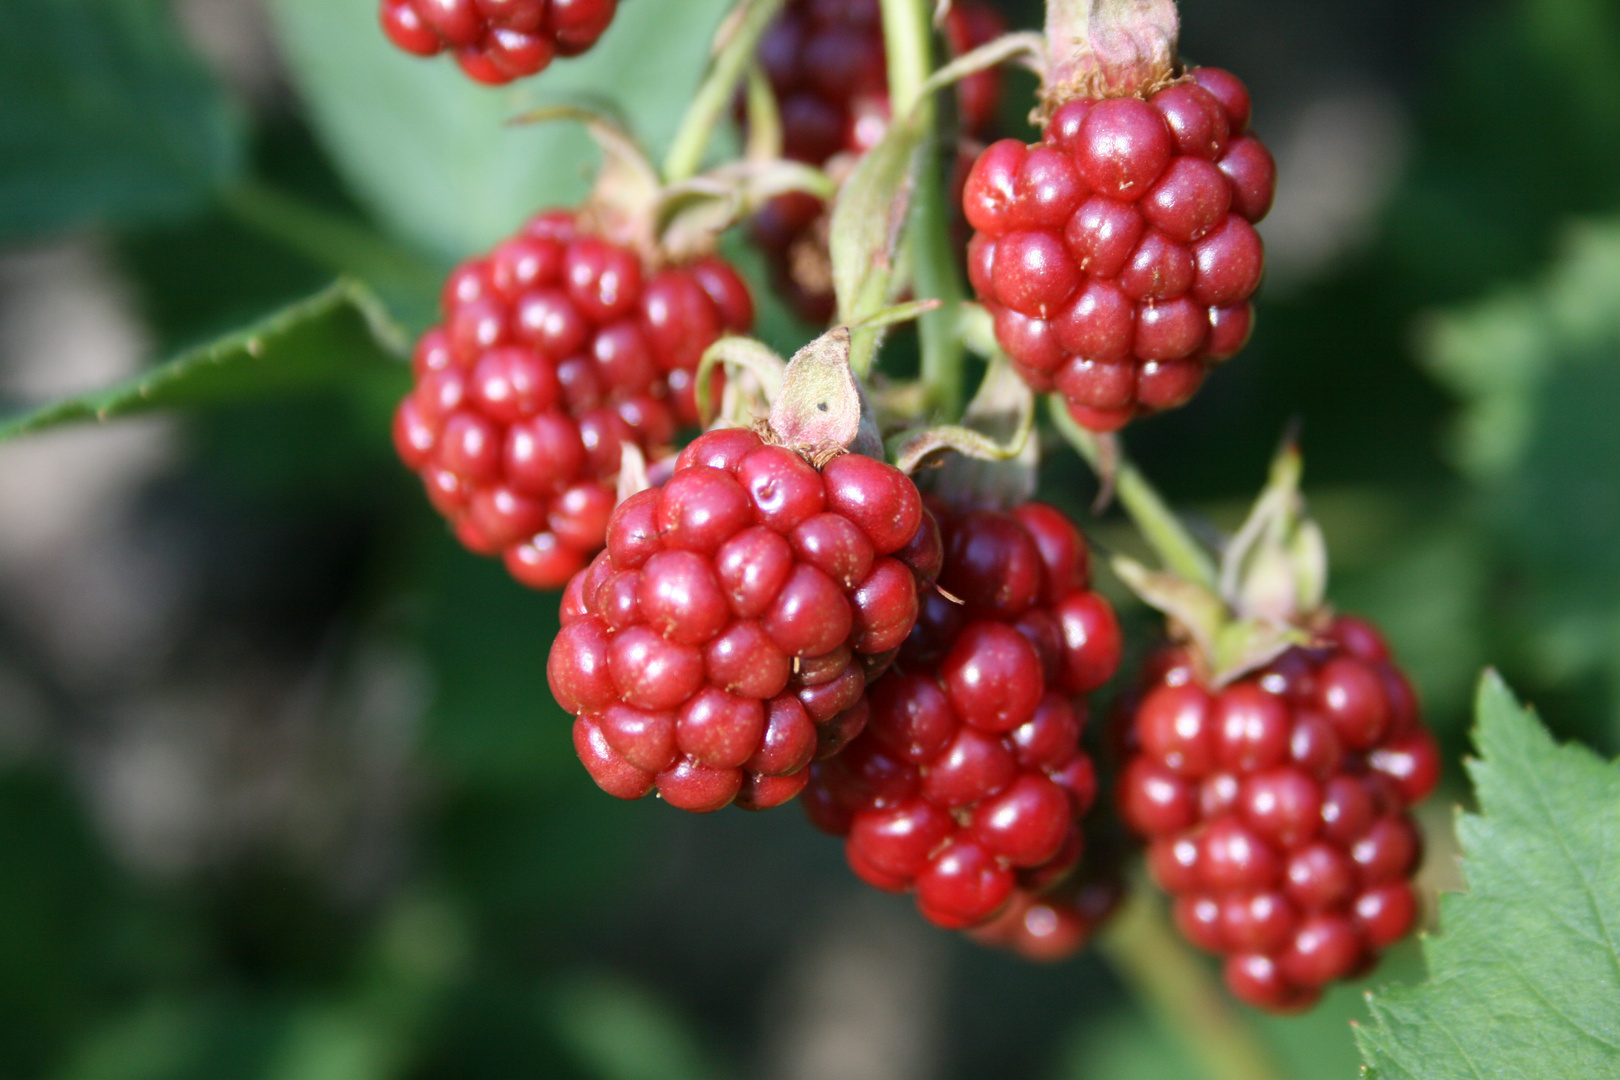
top-left (806, 502), bottom-right (1122, 937)
top-left (1116, 617), bottom-right (1438, 1011)
top-left (550, 429), bottom-right (939, 812)
top-left (395, 212), bottom-right (753, 590)
top-left (380, 0), bottom-right (618, 84)
top-left (963, 69), bottom-right (1275, 430)
top-left (748, 0), bottom-right (1007, 321)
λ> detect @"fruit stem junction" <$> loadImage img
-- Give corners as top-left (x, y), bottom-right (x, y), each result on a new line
top-left (1041, 0), bottom-right (1180, 110)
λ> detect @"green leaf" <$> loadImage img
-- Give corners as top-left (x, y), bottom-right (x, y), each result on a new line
top-left (0, 280), bottom-right (407, 443)
top-left (829, 114), bottom-right (923, 346)
top-left (267, 0), bottom-right (735, 261)
top-left (1357, 671), bottom-right (1620, 1079)
top-left (0, 0), bottom-right (244, 241)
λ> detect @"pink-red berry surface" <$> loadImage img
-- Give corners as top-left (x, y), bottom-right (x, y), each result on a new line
top-left (749, 0), bottom-right (1006, 322)
top-left (963, 68), bottom-right (1277, 431)
top-left (393, 211), bottom-right (754, 590)
top-left (1115, 617), bottom-right (1441, 1011)
top-left (548, 428), bottom-right (941, 813)
top-left (379, 0), bottom-right (619, 84)
top-left (804, 502), bottom-right (1123, 934)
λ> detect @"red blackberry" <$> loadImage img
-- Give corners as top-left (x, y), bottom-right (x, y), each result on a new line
top-left (393, 210), bottom-right (754, 590)
top-left (547, 427), bottom-right (941, 813)
top-left (379, 0), bottom-right (618, 85)
top-left (969, 825), bottom-right (1127, 962)
top-left (750, 0), bottom-right (1007, 322)
top-left (963, 67), bottom-right (1276, 430)
top-left (803, 502), bottom-right (1123, 930)
top-left (1116, 617), bottom-right (1440, 1011)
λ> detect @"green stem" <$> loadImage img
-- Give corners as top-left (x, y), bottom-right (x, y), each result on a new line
top-left (1048, 395), bottom-right (1219, 588)
top-left (1100, 892), bottom-right (1289, 1080)
top-left (662, 0), bottom-right (787, 183)
top-left (880, 0), bottom-right (966, 420)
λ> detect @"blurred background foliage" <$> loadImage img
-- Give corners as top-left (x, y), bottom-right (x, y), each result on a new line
top-left (1, 0), bottom-right (1618, 1077)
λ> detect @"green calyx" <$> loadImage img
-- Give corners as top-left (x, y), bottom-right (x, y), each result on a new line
top-left (1113, 441), bottom-right (1331, 686)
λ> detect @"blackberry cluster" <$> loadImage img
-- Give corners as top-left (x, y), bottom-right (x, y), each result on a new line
top-left (804, 503), bottom-right (1123, 930)
top-left (1117, 618), bottom-right (1441, 1011)
top-left (548, 428), bottom-right (942, 813)
top-left (750, 0), bottom-right (1006, 322)
top-left (393, 211), bottom-right (754, 590)
top-left (379, 0), bottom-right (618, 84)
top-left (963, 68), bottom-right (1276, 431)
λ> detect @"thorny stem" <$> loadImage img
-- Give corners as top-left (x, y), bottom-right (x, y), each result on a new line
top-left (1100, 892), bottom-right (1290, 1080)
top-left (881, 0), bottom-right (966, 420)
top-left (662, 0), bottom-right (787, 184)
top-left (1048, 396), bottom-right (1219, 589)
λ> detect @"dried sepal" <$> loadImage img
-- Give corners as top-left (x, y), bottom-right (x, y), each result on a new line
top-left (694, 334), bottom-right (787, 428)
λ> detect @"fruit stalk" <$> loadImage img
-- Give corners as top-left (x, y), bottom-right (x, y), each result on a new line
top-left (1100, 892), bottom-right (1288, 1080)
top-left (1049, 397), bottom-right (1216, 588)
top-left (663, 0), bottom-right (788, 183)
top-left (880, 0), bottom-right (967, 418)
top-left (1042, 0), bottom-right (1181, 104)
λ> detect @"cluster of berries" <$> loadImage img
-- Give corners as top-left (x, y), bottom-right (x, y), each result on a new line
top-left (1117, 618), bottom-right (1440, 1010)
top-left (547, 427), bottom-right (942, 813)
top-left (380, 0), bottom-right (618, 84)
top-left (393, 211), bottom-right (753, 590)
top-left (750, 0), bottom-right (1006, 322)
top-left (964, 68), bottom-right (1275, 430)
top-left (380, 0), bottom-right (1441, 1014)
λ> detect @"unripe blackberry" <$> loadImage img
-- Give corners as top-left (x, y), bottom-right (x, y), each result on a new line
top-left (393, 210), bottom-right (754, 590)
top-left (1116, 617), bottom-right (1440, 1011)
top-left (379, 0), bottom-right (619, 84)
top-left (963, 67), bottom-right (1276, 430)
top-left (750, 0), bottom-right (1007, 322)
top-left (804, 502), bottom-right (1123, 931)
top-left (548, 428), bottom-right (941, 812)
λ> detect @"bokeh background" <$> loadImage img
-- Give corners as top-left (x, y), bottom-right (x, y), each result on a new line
top-left (2, 0), bottom-right (1619, 1077)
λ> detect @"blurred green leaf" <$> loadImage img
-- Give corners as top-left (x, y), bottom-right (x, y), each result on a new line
top-left (1421, 218), bottom-right (1620, 481)
top-left (0, 0), bottom-right (243, 241)
top-left (266, 0), bottom-right (734, 261)
top-left (56, 1002), bottom-right (208, 1080)
top-left (546, 973), bottom-right (727, 1080)
top-left (1358, 672), bottom-right (1620, 1079)
top-left (0, 279), bottom-right (408, 443)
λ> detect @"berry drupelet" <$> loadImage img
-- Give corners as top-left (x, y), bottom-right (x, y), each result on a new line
top-left (750, 0), bottom-right (1006, 322)
top-left (380, 0), bottom-right (618, 84)
top-left (1117, 617), bottom-right (1440, 1011)
top-left (548, 427), bottom-right (942, 813)
top-left (963, 67), bottom-right (1276, 431)
top-left (393, 210), bottom-right (754, 590)
top-left (804, 502), bottom-right (1123, 931)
